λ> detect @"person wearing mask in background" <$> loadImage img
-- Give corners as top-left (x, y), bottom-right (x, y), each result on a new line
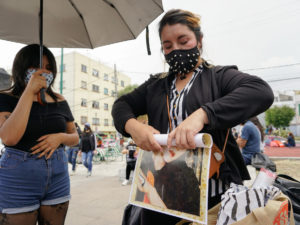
top-left (237, 117), bottom-right (261, 165)
top-left (284, 132), bottom-right (296, 147)
top-left (112, 9), bottom-right (274, 224)
top-left (0, 44), bottom-right (79, 225)
top-left (121, 139), bottom-right (138, 186)
top-left (67, 122), bottom-right (82, 175)
top-left (79, 123), bottom-right (96, 177)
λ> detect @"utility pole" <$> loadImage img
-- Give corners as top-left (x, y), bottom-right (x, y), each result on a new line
top-left (60, 48), bottom-right (64, 94)
top-left (114, 64), bottom-right (117, 99)
top-left (114, 63), bottom-right (121, 144)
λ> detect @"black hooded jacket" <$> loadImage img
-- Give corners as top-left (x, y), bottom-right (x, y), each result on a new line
top-left (112, 65), bottom-right (273, 184)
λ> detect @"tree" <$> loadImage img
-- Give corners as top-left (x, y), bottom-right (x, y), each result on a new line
top-left (265, 105), bottom-right (295, 128)
top-left (117, 84), bottom-right (148, 123)
top-left (117, 84), bottom-right (138, 97)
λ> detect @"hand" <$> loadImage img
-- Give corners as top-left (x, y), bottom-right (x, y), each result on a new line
top-left (167, 108), bottom-right (208, 149)
top-left (25, 69), bottom-right (50, 95)
top-left (31, 133), bottom-right (63, 159)
top-left (125, 119), bottom-right (162, 152)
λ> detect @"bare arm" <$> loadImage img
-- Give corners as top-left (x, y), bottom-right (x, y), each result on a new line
top-left (236, 137), bottom-right (247, 149)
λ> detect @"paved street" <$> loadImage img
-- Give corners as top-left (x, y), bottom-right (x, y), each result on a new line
top-left (65, 159), bottom-right (131, 225)
top-left (265, 146), bottom-right (300, 158)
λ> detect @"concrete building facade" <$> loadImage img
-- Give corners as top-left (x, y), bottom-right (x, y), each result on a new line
top-left (53, 52), bottom-right (131, 134)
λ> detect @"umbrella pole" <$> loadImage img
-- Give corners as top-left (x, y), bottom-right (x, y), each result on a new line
top-left (39, 0), bottom-right (43, 68)
top-left (38, 0), bottom-right (47, 105)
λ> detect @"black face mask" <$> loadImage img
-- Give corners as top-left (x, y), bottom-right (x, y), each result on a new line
top-left (165, 46), bottom-right (200, 80)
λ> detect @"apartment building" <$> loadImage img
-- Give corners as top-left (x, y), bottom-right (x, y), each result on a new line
top-left (53, 52), bottom-right (131, 135)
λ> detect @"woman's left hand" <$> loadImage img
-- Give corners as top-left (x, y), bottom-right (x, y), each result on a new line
top-left (31, 133), bottom-right (62, 159)
top-left (167, 108), bottom-right (208, 149)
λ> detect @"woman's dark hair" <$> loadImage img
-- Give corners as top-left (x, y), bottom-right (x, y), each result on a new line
top-left (249, 116), bottom-right (265, 141)
top-left (288, 132), bottom-right (295, 140)
top-left (7, 44), bottom-right (58, 101)
top-left (83, 124), bottom-right (93, 136)
top-left (158, 9), bottom-right (203, 46)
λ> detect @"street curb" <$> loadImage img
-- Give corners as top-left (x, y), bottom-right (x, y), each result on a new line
top-left (269, 157), bottom-right (300, 160)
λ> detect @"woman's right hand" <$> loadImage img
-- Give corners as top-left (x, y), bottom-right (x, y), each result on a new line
top-left (125, 118), bottom-right (162, 152)
top-left (25, 69), bottom-right (49, 95)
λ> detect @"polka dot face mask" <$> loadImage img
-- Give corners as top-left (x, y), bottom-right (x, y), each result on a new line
top-left (25, 68), bottom-right (54, 88)
top-left (165, 46), bottom-right (200, 80)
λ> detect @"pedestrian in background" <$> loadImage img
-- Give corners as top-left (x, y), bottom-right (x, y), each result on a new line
top-left (121, 139), bottom-right (138, 186)
top-left (67, 122), bottom-right (82, 175)
top-left (237, 117), bottom-right (262, 165)
top-left (79, 123), bottom-right (97, 177)
top-left (284, 132), bottom-right (296, 147)
top-left (0, 44), bottom-right (79, 224)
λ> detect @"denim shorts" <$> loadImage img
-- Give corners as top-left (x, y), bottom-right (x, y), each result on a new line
top-left (0, 147), bottom-right (70, 214)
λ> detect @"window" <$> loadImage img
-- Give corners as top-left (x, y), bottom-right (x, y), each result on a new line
top-left (111, 90), bottom-right (116, 97)
top-left (104, 88), bottom-right (108, 95)
top-left (59, 64), bottom-right (66, 72)
top-left (81, 116), bottom-right (88, 125)
top-left (81, 98), bottom-right (87, 107)
top-left (92, 69), bottom-right (99, 77)
top-left (104, 119), bottom-right (109, 126)
top-left (92, 118), bottom-right (100, 125)
top-left (92, 101), bottom-right (99, 109)
top-left (121, 80), bottom-right (125, 87)
top-left (111, 76), bottom-right (117, 84)
top-left (104, 103), bottom-right (108, 110)
top-left (92, 84), bottom-right (99, 93)
top-left (81, 64), bottom-right (87, 73)
top-left (81, 81), bottom-right (87, 89)
top-left (104, 73), bottom-right (109, 81)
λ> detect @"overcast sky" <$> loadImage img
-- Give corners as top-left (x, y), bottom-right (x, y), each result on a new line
top-left (0, 0), bottom-right (300, 91)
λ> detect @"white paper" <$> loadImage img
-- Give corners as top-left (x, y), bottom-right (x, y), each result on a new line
top-left (153, 133), bottom-right (212, 148)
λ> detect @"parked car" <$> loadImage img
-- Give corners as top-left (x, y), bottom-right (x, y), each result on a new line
top-left (265, 135), bottom-right (285, 147)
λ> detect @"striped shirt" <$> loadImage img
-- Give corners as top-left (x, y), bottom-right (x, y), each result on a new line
top-left (168, 65), bottom-right (225, 198)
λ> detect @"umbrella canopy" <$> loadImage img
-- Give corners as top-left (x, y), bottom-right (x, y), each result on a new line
top-left (0, 0), bottom-right (163, 48)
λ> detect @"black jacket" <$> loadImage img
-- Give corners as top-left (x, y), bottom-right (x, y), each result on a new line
top-left (113, 65), bottom-right (273, 183)
top-left (80, 132), bottom-right (96, 152)
top-left (113, 65), bottom-right (274, 224)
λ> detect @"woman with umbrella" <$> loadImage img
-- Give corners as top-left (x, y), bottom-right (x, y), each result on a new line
top-left (112, 9), bottom-right (274, 224)
top-left (0, 44), bottom-right (79, 225)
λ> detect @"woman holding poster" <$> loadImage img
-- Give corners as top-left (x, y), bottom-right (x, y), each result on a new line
top-left (112, 9), bottom-right (274, 225)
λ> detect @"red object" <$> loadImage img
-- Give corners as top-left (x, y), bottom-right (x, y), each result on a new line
top-left (270, 140), bottom-right (285, 147)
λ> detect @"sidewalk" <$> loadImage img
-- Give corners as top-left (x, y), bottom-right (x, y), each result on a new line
top-left (65, 160), bottom-right (131, 225)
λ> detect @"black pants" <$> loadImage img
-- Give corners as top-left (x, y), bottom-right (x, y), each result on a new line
top-left (126, 161), bottom-right (136, 180)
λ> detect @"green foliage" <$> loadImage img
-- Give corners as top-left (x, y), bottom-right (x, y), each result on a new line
top-left (117, 84), bottom-right (139, 97)
top-left (272, 128), bottom-right (289, 138)
top-left (265, 105), bottom-right (295, 128)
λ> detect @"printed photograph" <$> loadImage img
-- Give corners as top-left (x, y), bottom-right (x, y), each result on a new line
top-left (129, 145), bottom-right (211, 224)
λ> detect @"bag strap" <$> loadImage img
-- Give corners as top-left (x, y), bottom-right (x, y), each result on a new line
top-left (222, 129), bottom-right (230, 153)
